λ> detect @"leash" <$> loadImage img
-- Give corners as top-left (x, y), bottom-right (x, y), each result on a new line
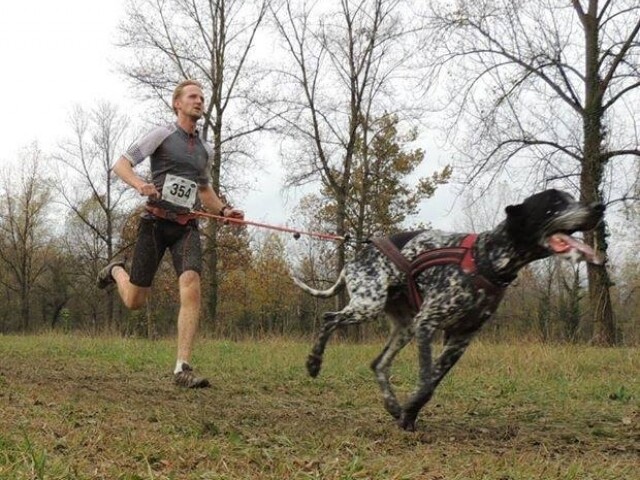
top-left (190, 210), bottom-right (350, 243)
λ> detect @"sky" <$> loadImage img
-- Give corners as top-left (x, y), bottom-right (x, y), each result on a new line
top-left (1, 1), bottom-right (130, 158)
top-left (0, 0), bottom-right (458, 232)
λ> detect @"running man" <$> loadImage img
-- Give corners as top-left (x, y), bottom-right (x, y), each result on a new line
top-left (98, 79), bottom-right (243, 388)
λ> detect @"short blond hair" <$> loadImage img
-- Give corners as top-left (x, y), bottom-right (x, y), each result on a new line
top-left (172, 79), bottom-right (204, 115)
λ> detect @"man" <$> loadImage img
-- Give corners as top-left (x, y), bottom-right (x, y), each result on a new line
top-left (97, 79), bottom-right (243, 388)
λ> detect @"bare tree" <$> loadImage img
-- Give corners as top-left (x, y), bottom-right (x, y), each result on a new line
top-left (0, 146), bottom-right (51, 330)
top-left (270, 0), bottom-right (425, 303)
top-left (426, 0), bottom-right (640, 345)
top-left (118, 0), bottom-right (273, 320)
top-left (52, 103), bottom-right (132, 328)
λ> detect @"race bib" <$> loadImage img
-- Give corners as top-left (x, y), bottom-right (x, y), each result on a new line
top-left (161, 174), bottom-right (198, 209)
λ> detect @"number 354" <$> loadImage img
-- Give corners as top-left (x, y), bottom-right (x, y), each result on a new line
top-left (169, 183), bottom-right (192, 198)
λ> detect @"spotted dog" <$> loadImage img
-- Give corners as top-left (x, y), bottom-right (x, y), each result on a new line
top-left (292, 189), bottom-right (604, 431)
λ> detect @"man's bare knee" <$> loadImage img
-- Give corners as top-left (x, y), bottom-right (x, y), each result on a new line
top-left (179, 271), bottom-right (201, 305)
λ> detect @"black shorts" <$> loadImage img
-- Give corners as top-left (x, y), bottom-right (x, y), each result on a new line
top-left (129, 217), bottom-right (202, 287)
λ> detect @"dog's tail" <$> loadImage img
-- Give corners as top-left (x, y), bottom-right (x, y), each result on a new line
top-left (291, 269), bottom-right (346, 298)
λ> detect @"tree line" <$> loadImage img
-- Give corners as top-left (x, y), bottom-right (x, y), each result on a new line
top-left (1, 0), bottom-right (639, 345)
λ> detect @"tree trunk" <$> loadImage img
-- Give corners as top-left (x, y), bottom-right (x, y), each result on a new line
top-left (205, 114), bottom-right (223, 326)
top-left (336, 189), bottom-right (348, 310)
top-left (582, 132), bottom-right (616, 345)
top-left (206, 222), bottom-right (220, 326)
top-left (582, 5), bottom-right (617, 345)
top-left (587, 250), bottom-right (616, 345)
top-left (146, 301), bottom-right (156, 340)
top-left (20, 286), bottom-right (30, 331)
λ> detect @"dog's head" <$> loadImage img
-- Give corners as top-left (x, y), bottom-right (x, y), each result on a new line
top-left (504, 189), bottom-right (605, 264)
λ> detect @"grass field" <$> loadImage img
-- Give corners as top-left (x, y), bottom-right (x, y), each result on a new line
top-left (0, 334), bottom-right (638, 479)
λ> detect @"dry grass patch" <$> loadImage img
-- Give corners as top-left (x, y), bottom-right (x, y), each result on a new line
top-left (0, 335), bottom-right (638, 479)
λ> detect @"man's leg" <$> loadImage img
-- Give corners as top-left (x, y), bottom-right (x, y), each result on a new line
top-left (176, 270), bottom-right (201, 366)
top-left (169, 219), bottom-right (209, 388)
top-left (173, 270), bottom-right (209, 388)
top-left (98, 218), bottom-right (162, 307)
top-left (111, 266), bottom-right (150, 310)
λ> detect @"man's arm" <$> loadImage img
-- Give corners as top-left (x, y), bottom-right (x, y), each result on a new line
top-left (112, 156), bottom-right (159, 198)
top-left (198, 184), bottom-right (244, 218)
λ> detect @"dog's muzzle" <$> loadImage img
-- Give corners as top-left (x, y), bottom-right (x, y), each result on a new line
top-left (549, 202), bottom-right (605, 264)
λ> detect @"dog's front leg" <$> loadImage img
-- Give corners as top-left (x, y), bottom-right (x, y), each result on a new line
top-left (430, 325), bottom-right (482, 390)
top-left (398, 323), bottom-right (435, 431)
top-left (399, 328), bottom-right (477, 431)
top-left (370, 323), bottom-right (414, 419)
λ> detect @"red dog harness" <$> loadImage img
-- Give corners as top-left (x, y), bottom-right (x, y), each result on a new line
top-left (371, 234), bottom-right (505, 312)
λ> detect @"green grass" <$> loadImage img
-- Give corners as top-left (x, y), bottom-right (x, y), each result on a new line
top-left (0, 334), bottom-right (638, 479)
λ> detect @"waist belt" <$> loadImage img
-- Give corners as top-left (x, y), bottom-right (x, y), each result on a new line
top-left (371, 234), bottom-right (505, 312)
top-left (145, 206), bottom-right (198, 225)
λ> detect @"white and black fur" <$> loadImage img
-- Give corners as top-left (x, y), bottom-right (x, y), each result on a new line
top-left (293, 189), bottom-right (604, 431)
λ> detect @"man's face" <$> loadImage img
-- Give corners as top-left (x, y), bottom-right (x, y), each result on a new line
top-left (175, 85), bottom-right (205, 120)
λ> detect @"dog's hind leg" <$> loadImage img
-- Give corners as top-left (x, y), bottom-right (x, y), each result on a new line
top-left (370, 322), bottom-right (414, 419)
top-left (307, 297), bottom-right (389, 377)
top-left (306, 311), bottom-right (341, 377)
top-left (307, 267), bottom-right (390, 377)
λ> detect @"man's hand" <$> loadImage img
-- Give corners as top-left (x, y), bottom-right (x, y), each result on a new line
top-left (137, 182), bottom-right (160, 199)
top-left (223, 206), bottom-right (244, 220)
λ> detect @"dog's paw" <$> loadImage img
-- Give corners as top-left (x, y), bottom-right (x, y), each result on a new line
top-left (306, 354), bottom-right (322, 378)
top-left (321, 312), bottom-right (336, 322)
top-left (397, 413), bottom-right (417, 432)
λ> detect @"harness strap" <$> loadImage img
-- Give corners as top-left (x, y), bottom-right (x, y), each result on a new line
top-left (459, 233), bottom-right (477, 273)
top-left (372, 234), bottom-right (504, 312)
top-left (371, 237), bottom-right (423, 310)
top-left (145, 205), bottom-right (198, 225)
top-left (371, 237), bottom-right (412, 272)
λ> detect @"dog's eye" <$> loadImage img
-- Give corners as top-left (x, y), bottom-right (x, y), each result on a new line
top-left (547, 198), bottom-right (565, 215)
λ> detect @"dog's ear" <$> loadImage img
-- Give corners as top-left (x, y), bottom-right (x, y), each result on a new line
top-left (505, 203), bottom-right (529, 243)
top-left (505, 203), bottom-right (527, 230)
top-left (505, 204), bottom-right (524, 218)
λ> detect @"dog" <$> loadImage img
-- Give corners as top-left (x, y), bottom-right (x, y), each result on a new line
top-left (292, 189), bottom-right (604, 431)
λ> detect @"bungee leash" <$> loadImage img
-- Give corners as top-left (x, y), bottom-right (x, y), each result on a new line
top-left (190, 210), bottom-right (350, 243)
